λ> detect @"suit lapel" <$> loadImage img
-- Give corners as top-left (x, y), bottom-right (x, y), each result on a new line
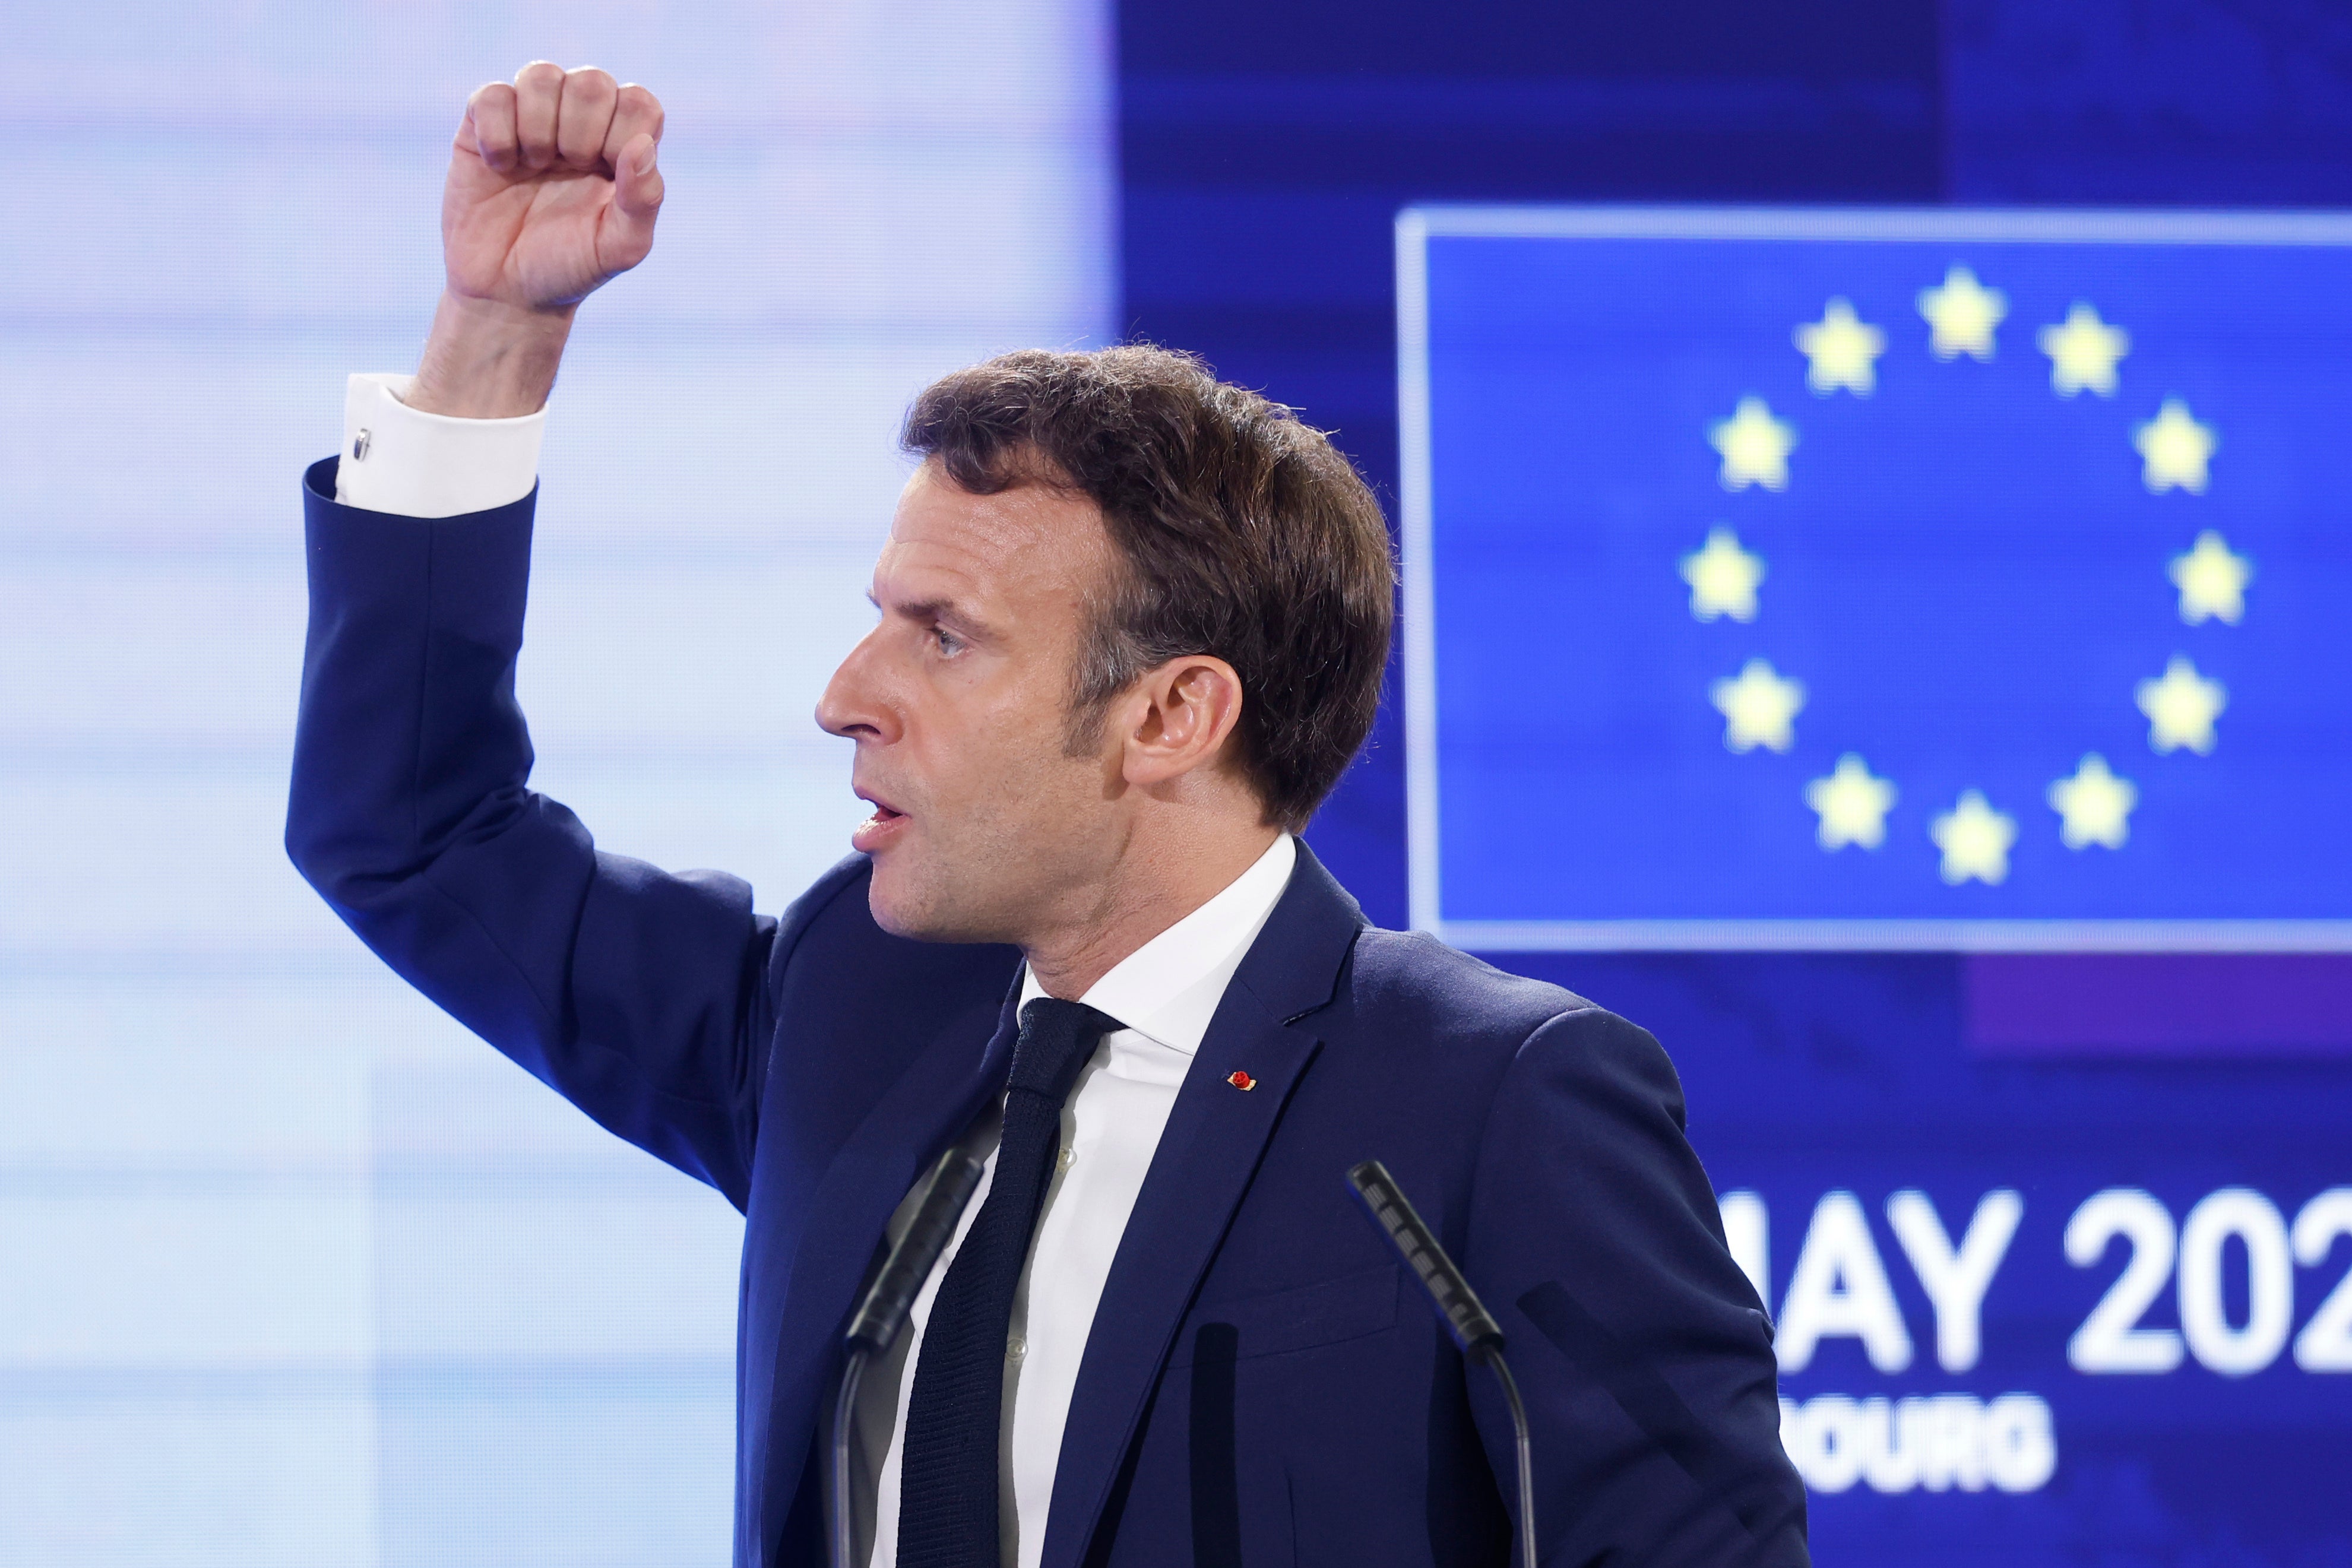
top-left (758, 978), bottom-right (1024, 1559)
top-left (1039, 844), bottom-right (1366, 1568)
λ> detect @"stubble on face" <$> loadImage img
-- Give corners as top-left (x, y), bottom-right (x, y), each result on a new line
top-left (830, 463), bottom-right (1128, 947)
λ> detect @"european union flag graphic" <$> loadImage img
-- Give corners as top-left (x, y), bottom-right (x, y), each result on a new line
top-left (1401, 208), bottom-right (2352, 949)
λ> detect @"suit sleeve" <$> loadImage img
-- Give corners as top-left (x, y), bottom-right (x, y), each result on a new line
top-left (284, 457), bottom-right (781, 1208)
top-left (1464, 1005), bottom-right (1809, 1567)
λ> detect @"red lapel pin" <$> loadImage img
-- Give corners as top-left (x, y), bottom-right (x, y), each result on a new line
top-left (1227, 1070), bottom-right (1256, 1091)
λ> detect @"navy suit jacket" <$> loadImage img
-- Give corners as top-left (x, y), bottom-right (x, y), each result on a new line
top-left (286, 459), bottom-right (1806, 1567)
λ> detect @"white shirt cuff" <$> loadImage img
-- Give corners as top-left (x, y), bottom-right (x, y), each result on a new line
top-left (334, 372), bottom-right (546, 518)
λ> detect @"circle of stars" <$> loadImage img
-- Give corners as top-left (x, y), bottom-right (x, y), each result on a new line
top-left (1689, 264), bottom-right (2253, 888)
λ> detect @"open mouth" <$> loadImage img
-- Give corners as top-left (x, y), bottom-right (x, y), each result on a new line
top-left (852, 791), bottom-right (908, 853)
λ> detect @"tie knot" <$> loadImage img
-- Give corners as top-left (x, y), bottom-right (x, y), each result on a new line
top-left (1008, 997), bottom-right (1120, 1104)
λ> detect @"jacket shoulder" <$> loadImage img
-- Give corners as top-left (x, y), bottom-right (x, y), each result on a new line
top-left (1341, 931), bottom-right (1692, 1144)
top-left (1343, 927), bottom-right (1607, 1049)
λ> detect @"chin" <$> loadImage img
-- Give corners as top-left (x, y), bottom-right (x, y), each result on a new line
top-left (865, 857), bottom-right (983, 945)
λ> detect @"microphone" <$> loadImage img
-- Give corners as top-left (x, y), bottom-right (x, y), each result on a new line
top-left (1347, 1160), bottom-right (1537, 1568)
top-left (848, 1148), bottom-right (986, 1352)
top-left (831, 1147), bottom-right (986, 1568)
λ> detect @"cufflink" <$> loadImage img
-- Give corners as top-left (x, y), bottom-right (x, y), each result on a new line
top-left (352, 429), bottom-right (372, 462)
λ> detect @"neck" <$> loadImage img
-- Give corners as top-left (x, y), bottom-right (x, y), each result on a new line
top-left (1021, 820), bottom-right (1283, 1000)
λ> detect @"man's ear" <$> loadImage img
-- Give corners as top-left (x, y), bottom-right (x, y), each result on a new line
top-left (1120, 654), bottom-right (1245, 788)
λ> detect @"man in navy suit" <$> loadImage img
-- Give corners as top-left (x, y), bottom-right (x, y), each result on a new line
top-left (287, 62), bottom-right (1805, 1568)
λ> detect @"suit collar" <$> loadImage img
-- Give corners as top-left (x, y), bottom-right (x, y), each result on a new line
top-left (1038, 839), bottom-right (1365, 1568)
top-left (1230, 837), bottom-right (1367, 1022)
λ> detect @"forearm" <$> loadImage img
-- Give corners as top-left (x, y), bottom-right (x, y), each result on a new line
top-left (284, 465), bottom-right (767, 1198)
top-left (287, 463), bottom-right (543, 901)
top-left (408, 290), bottom-right (577, 418)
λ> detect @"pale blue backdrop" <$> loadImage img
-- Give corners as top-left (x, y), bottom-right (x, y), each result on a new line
top-left (0, 5), bottom-right (1112, 1562)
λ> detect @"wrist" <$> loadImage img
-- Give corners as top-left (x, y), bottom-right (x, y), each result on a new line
top-left (407, 291), bottom-right (578, 418)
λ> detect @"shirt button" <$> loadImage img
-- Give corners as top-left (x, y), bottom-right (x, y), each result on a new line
top-left (1006, 1336), bottom-right (1026, 1363)
top-left (1056, 1146), bottom-right (1075, 1173)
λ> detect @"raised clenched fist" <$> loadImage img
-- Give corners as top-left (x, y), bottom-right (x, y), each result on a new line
top-left (445, 63), bottom-right (666, 312)
top-left (406, 65), bottom-right (666, 416)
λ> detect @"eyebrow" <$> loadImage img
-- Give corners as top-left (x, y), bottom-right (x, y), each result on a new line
top-left (872, 591), bottom-right (994, 639)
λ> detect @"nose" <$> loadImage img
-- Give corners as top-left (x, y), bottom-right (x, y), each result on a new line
top-left (816, 626), bottom-right (899, 744)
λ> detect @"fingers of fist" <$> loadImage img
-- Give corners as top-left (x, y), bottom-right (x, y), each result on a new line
top-left (512, 61), bottom-right (566, 170)
top-left (464, 65), bottom-right (661, 179)
top-left (606, 84), bottom-right (664, 174)
top-left (464, 81), bottom-right (520, 173)
top-left (551, 68), bottom-right (616, 169)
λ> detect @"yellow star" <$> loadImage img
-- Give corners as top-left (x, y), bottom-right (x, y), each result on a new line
top-left (2169, 531), bottom-right (2252, 625)
top-left (1794, 298), bottom-right (1886, 396)
top-left (1805, 755), bottom-right (1898, 850)
top-left (2047, 755), bottom-right (2138, 850)
top-left (2135, 398), bottom-right (2218, 493)
top-left (1930, 790), bottom-right (2017, 886)
top-left (2136, 654), bottom-right (2227, 755)
top-left (1917, 266), bottom-right (2008, 361)
top-left (1680, 527), bottom-right (1766, 622)
top-left (2037, 303), bottom-right (2131, 397)
top-left (1709, 397), bottom-right (1797, 491)
top-left (1710, 658), bottom-right (1806, 753)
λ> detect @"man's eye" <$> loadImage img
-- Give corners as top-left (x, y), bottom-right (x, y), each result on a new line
top-left (932, 626), bottom-right (961, 655)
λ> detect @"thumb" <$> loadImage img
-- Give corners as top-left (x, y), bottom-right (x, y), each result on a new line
top-left (602, 133), bottom-right (666, 273)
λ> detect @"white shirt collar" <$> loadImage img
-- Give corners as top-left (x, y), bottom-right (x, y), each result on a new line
top-left (1017, 834), bottom-right (1297, 1060)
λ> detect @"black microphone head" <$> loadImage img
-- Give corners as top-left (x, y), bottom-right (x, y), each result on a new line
top-left (1347, 1159), bottom-right (1503, 1352)
top-left (848, 1149), bottom-right (985, 1353)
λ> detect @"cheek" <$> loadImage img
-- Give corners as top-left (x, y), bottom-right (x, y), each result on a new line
top-left (911, 680), bottom-right (1066, 796)
top-left (975, 707), bottom-right (1103, 822)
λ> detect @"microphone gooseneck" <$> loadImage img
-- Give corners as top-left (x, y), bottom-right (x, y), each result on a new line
top-left (1347, 1160), bottom-right (1538, 1568)
top-left (849, 1149), bottom-right (988, 1354)
top-left (830, 1148), bottom-right (987, 1568)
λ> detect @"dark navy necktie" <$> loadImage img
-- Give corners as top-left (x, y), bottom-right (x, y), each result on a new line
top-left (897, 996), bottom-right (1122, 1568)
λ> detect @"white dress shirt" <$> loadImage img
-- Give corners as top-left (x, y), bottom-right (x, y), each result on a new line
top-left (333, 376), bottom-right (1301, 1568)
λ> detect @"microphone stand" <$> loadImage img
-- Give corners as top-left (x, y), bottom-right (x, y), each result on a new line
top-left (1348, 1160), bottom-right (1538, 1568)
top-left (830, 1148), bottom-right (986, 1568)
